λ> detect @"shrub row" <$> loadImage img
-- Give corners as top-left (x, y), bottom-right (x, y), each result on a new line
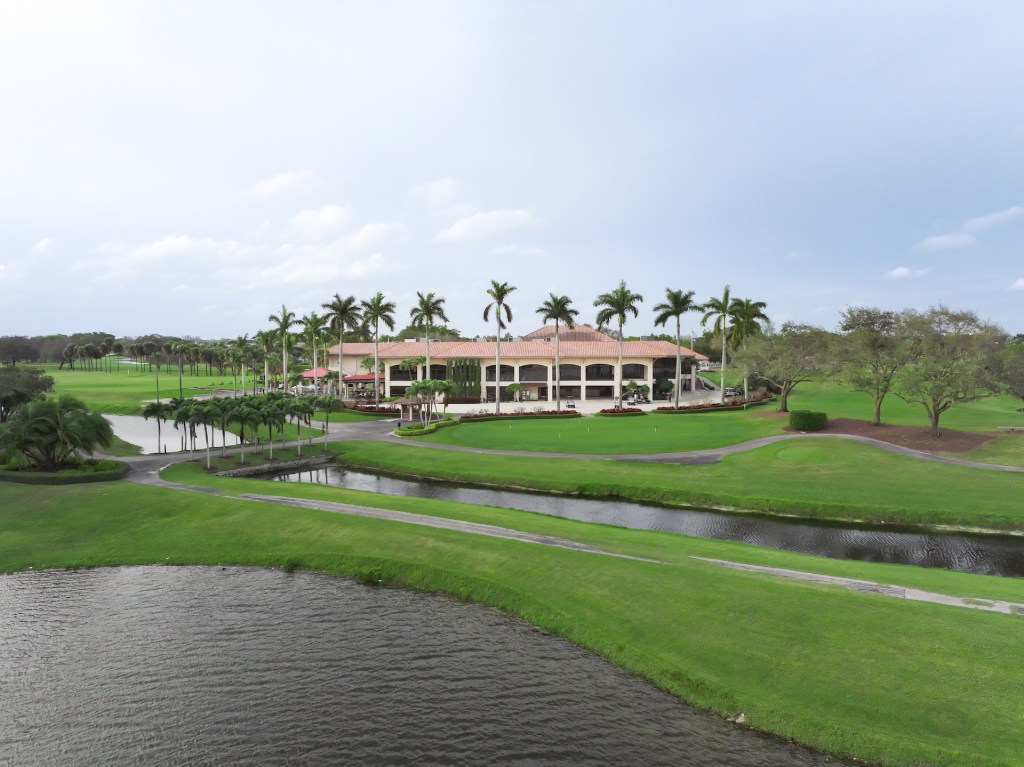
top-left (594, 408), bottom-right (646, 416)
top-left (0, 460), bottom-right (130, 485)
top-left (341, 405), bottom-right (400, 415)
top-left (458, 411), bottom-right (581, 422)
top-left (395, 418), bottom-right (460, 437)
top-left (656, 394), bottom-right (776, 414)
top-left (788, 410), bottom-right (829, 431)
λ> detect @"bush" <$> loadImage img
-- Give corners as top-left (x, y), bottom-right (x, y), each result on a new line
top-left (789, 410), bottom-right (828, 431)
top-left (0, 460), bottom-right (130, 485)
top-left (458, 411), bottom-right (580, 422)
top-left (594, 408), bottom-right (646, 416)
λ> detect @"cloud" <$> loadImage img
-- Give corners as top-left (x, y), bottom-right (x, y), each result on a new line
top-left (882, 266), bottom-right (930, 280)
top-left (883, 266), bottom-right (911, 279)
top-left (344, 222), bottom-right (404, 251)
top-left (913, 233), bottom-right (975, 251)
top-left (493, 244), bottom-right (546, 258)
top-left (31, 238), bottom-right (54, 253)
top-left (963, 206), bottom-right (1024, 233)
top-left (914, 205), bottom-right (1023, 251)
top-left (1010, 278), bottom-right (1024, 291)
top-left (435, 209), bottom-right (538, 244)
top-left (287, 204), bottom-right (353, 241)
top-left (412, 177), bottom-right (459, 207)
top-left (241, 170), bottom-right (317, 200)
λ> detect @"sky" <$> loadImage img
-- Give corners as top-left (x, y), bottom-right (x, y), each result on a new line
top-left (2, 0), bottom-right (1022, 340)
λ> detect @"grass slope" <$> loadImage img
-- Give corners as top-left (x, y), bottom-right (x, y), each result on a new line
top-left (1, 475), bottom-right (1022, 767)
top-left (333, 440), bottom-right (1024, 532)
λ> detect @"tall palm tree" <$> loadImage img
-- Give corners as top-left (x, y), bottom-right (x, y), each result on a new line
top-left (301, 313), bottom-right (328, 394)
top-left (232, 335), bottom-right (250, 397)
top-left (594, 280), bottom-right (644, 405)
top-left (536, 294), bottom-right (578, 412)
top-left (268, 305), bottom-right (298, 394)
top-left (483, 280), bottom-right (516, 414)
top-left (701, 284), bottom-right (733, 404)
top-left (653, 288), bottom-right (699, 409)
top-left (728, 296), bottom-right (770, 400)
top-left (254, 329), bottom-right (277, 394)
top-left (141, 401), bottom-right (172, 454)
top-left (409, 291), bottom-right (449, 382)
top-left (321, 293), bottom-right (363, 399)
top-left (360, 292), bottom-right (397, 406)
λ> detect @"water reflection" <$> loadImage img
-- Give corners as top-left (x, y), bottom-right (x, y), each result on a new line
top-left (0, 566), bottom-right (857, 766)
top-left (105, 413), bottom-right (240, 455)
top-left (273, 466), bottom-right (1024, 577)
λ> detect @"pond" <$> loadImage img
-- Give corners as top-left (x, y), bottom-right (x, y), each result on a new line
top-left (271, 465), bottom-right (1024, 577)
top-left (105, 413), bottom-right (240, 455)
top-left (0, 566), bottom-right (857, 766)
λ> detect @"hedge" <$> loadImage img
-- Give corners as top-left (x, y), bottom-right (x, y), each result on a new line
top-left (788, 410), bottom-right (828, 431)
top-left (656, 395), bottom-right (776, 414)
top-left (456, 412), bottom-right (582, 424)
top-left (594, 409), bottom-right (646, 417)
top-left (394, 418), bottom-right (461, 438)
top-left (0, 460), bottom-right (131, 485)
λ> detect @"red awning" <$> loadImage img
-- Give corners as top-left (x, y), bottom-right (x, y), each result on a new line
top-left (300, 367), bottom-right (331, 379)
top-left (343, 374), bottom-right (383, 382)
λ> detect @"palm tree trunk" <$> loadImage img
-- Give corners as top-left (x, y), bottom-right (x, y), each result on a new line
top-left (720, 321), bottom-right (728, 405)
top-left (494, 314), bottom-right (502, 415)
top-left (674, 317), bottom-right (682, 409)
top-left (281, 339), bottom-right (288, 394)
top-left (617, 320), bottom-right (624, 408)
top-left (425, 325), bottom-right (431, 382)
top-left (554, 322), bottom-right (561, 412)
top-left (373, 324), bottom-right (380, 406)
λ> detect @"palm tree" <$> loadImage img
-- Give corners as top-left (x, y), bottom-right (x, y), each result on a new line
top-left (594, 280), bottom-right (644, 405)
top-left (321, 293), bottom-right (363, 400)
top-left (729, 296), bottom-right (770, 400)
top-left (701, 285), bottom-right (733, 404)
top-left (409, 292), bottom-right (449, 382)
top-left (141, 401), bottom-right (172, 454)
top-left (268, 304), bottom-right (298, 394)
top-left (232, 335), bottom-right (250, 397)
top-left (254, 329), bottom-right (276, 394)
top-left (536, 294), bottom-right (578, 412)
top-left (360, 292), bottom-right (397, 406)
top-left (483, 280), bottom-right (516, 414)
top-left (0, 395), bottom-right (113, 470)
top-left (653, 288), bottom-right (699, 409)
top-left (301, 313), bottom-right (328, 394)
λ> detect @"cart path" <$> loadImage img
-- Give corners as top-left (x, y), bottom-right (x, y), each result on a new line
top-left (383, 429), bottom-right (1024, 472)
top-left (693, 557), bottom-right (1024, 616)
top-left (114, 415), bottom-right (1024, 472)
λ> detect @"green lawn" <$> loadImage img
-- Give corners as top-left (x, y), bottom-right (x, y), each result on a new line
top-left (1, 473), bottom-right (1022, 767)
top-left (421, 410), bottom-right (784, 453)
top-left (334, 439), bottom-right (1024, 532)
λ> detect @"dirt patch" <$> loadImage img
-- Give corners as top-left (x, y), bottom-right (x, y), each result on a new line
top-left (782, 416), bottom-right (993, 453)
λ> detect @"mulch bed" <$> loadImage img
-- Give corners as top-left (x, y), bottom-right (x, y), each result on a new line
top-left (776, 415), bottom-right (993, 453)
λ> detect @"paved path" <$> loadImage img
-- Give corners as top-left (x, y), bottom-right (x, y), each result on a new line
top-left (693, 557), bottom-right (1024, 615)
top-left (385, 429), bottom-right (1024, 472)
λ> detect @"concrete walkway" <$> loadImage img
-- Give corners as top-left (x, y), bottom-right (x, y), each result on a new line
top-left (693, 557), bottom-right (1024, 616)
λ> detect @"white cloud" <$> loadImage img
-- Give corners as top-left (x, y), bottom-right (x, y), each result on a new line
top-left (914, 204), bottom-right (1023, 251)
top-left (31, 238), bottom-right (54, 253)
top-left (493, 244), bottom-right (545, 258)
top-left (883, 266), bottom-right (930, 279)
top-left (883, 266), bottom-right (911, 279)
top-left (963, 206), bottom-right (1024, 233)
top-left (92, 239), bottom-right (126, 254)
top-left (287, 204), bottom-right (353, 241)
top-left (435, 209), bottom-right (538, 244)
top-left (241, 170), bottom-right (317, 200)
top-left (344, 222), bottom-right (404, 251)
top-left (412, 177), bottom-right (459, 207)
top-left (1010, 278), bottom-right (1024, 291)
top-left (913, 233), bottom-right (975, 251)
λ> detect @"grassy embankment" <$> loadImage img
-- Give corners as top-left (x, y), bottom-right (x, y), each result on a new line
top-left (1, 470), bottom-right (1022, 767)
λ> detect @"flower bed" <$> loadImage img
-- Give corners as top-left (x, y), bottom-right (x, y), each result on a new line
top-left (656, 394), bottom-right (776, 413)
top-left (394, 418), bottom-right (461, 437)
top-left (341, 404), bottom-right (400, 415)
top-left (0, 459), bottom-right (130, 485)
top-left (594, 407), bottom-right (646, 416)
top-left (458, 410), bottom-right (581, 423)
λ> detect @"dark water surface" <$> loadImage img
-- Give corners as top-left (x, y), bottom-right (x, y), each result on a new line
top-left (273, 465), bottom-right (1024, 577)
top-left (0, 566), bottom-right (857, 766)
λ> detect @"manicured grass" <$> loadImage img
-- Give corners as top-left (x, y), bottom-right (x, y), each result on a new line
top-left (426, 410), bottom-right (784, 453)
top-left (333, 439), bottom-right (1024, 532)
top-left (1, 475), bottom-right (1022, 767)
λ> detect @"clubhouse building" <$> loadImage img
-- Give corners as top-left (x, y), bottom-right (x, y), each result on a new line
top-left (326, 324), bottom-right (708, 403)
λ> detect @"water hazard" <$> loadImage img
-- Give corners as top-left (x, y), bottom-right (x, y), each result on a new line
top-left (0, 566), bottom-right (857, 766)
top-left (273, 465), bottom-right (1024, 577)
top-left (105, 413), bottom-right (241, 455)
